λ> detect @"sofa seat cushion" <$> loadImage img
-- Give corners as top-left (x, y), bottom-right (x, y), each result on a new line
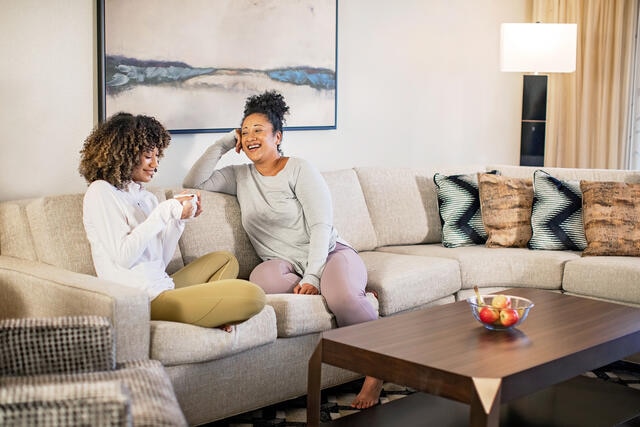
top-left (562, 257), bottom-right (640, 306)
top-left (359, 251), bottom-right (461, 316)
top-left (150, 305), bottom-right (277, 366)
top-left (266, 294), bottom-right (335, 337)
top-left (377, 244), bottom-right (578, 290)
top-left (265, 293), bottom-right (379, 338)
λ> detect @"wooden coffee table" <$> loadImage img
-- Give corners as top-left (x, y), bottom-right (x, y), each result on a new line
top-left (307, 288), bottom-right (640, 427)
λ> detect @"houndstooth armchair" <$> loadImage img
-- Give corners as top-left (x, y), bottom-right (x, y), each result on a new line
top-left (0, 316), bottom-right (187, 426)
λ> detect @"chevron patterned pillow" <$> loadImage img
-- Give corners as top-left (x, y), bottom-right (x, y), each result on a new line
top-left (529, 170), bottom-right (587, 251)
top-left (434, 172), bottom-right (489, 247)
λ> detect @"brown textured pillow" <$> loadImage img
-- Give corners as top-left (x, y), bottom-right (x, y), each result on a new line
top-left (580, 180), bottom-right (640, 256)
top-left (478, 173), bottom-right (534, 248)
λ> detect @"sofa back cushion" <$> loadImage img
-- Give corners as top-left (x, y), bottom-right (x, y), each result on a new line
top-left (322, 169), bottom-right (377, 251)
top-left (25, 194), bottom-right (96, 275)
top-left (176, 189), bottom-right (260, 279)
top-left (13, 189), bottom-right (184, 277)
top-left (0, 199), bottom-right (37, 260)
top-left (355, 167), bottom-right (441, 246)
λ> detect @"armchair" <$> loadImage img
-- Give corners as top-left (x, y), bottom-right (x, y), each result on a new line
top-left (0, 316), bottom-right (186, 426)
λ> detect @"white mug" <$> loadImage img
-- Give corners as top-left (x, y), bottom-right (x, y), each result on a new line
top-left (174, 193), bottom-right (198, 218)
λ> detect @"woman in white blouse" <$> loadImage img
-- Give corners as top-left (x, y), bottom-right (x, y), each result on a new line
top-left (79, 112), bottom-right (265, 330)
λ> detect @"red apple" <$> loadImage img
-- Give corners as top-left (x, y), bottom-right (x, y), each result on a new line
top-left (479, 306), bottom-right (499, 324)
top-left (492, 295), bottom-right (512, 309)
top-left (499, 308), bottom-right (520, 327)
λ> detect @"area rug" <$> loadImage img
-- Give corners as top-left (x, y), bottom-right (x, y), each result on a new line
top-left (205, 360), bottom-right (640, 426)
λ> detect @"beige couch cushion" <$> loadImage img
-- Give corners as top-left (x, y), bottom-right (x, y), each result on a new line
top-left (265, 293), bottom-right (379, 338)
top-left (358, 251), bottom-right (461, 316)
top-left (563, 256), bottom-right (640, 306)
top-left (322, 169), bottom-right (377, 251)
top-left (25, 194), bottom-right (95, 275)
top-left (174, 190), bottom-right (260, 279)
top-left (22, 190), bottom-right (183, 276)
top-left (355, 167), bottom-right (442, 246)
top-left (377, 244), bottom-right (577, 290)
top-left (266, 294), bottom-right (335, 337)
top-left (150, 305), bottom-right (277, 366)
top-left (0, 199), bottom-right (37, 260)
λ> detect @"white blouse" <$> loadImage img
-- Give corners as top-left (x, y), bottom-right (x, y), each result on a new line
top-left (82, 180), bottom-right (185, 300)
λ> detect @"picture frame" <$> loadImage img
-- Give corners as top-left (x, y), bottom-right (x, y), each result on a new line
top-left (97, 0), bottom-right (337, 133)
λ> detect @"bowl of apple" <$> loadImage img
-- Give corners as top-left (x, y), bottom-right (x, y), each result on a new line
top-left (467, 288), bottom-right (534, 331)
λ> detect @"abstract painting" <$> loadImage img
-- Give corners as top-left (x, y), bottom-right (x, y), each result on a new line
top-left (98, 0), bottom-right (337, 132)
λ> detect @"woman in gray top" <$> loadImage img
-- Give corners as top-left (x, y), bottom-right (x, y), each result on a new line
top-left (183, 90), bottom-right (383, 409)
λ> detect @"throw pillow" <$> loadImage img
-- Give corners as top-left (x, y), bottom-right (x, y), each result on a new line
top-left (434, 172), bottom-right (489, 247)
top-left (478, 173), bottom-right (534, 248)
top-left (529, 170), bottom-right (587, 251)
top-left (580, 180), bottom-right (640, 256)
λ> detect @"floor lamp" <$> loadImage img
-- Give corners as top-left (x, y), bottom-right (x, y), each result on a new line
top-left (500, 23), bottom-right (577, 166)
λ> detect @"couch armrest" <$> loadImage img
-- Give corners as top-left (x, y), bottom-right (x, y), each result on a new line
top-left (0, 256), bottom-right (149, 362)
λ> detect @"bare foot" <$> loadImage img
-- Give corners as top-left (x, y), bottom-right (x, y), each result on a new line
top-left (218, 324), bottom-right (233, 333)
top-left (351, 376), bottom-right (383, 409)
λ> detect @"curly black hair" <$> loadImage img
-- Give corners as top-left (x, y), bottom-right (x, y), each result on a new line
top-left (242, 90), bottom-right (290, 154)
top-left (79, 112), bottom-right (171, 189)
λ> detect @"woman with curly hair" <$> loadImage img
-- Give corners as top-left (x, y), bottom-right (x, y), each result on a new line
top-left (183, 91), bottom-right (383, 408)
top-left (79, 112), bottom-right (265, 330)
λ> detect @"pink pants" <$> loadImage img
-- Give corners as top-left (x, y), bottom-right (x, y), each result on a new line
top-left (249, 243), bottom-right (377, 327)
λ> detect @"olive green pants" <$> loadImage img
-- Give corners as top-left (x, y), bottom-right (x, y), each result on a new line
top-left (150, 251), bottom-right (266, 328)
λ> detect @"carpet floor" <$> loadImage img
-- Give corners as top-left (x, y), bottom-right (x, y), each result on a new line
top-left (205, 360), bottom-right (640, 427)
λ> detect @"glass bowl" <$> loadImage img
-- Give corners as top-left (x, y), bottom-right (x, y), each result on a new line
top-left (467, 294), bottom-right (534, 331)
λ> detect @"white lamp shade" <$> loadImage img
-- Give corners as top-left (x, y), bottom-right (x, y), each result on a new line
top-left (500, 23), bottom-right (577, 73)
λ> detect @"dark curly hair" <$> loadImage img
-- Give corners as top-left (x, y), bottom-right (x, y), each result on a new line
top-left (242, 90), bottom-right (290, 155)
top-left (79, 112), bottom-right (171, 189)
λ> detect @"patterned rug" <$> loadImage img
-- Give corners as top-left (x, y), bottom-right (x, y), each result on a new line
top-left (206, 360), bottom-right (640, 426)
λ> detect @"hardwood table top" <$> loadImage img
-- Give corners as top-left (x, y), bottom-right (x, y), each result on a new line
top-left (308, 288), bottom-right (640, 427)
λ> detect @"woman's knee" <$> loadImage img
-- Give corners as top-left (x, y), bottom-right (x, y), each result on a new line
top-left (249, 260), bottom-right (300, 293)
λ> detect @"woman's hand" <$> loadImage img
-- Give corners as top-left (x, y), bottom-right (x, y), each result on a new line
top-left (174, 191), bottom-right (202, 219)
top-left (234, 128), bottom-right (243, 154)
top-left (293, 283), bottom-right (319, 295)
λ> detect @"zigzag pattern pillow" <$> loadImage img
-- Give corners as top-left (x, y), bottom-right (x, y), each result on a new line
top-left (434, 173), bottom-right (488, 247)
top-left (528, 170), bottom-right (587, 251)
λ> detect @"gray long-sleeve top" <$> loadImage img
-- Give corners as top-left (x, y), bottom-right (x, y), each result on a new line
top-left (183, 131), bottom-right (340, 290)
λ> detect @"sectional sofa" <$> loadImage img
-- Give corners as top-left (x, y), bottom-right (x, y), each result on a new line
top-left (1, 164), bottom-right (639, 425)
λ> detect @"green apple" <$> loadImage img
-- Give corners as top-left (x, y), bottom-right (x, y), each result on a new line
top-left (491, 295), bottom-right (512, 309)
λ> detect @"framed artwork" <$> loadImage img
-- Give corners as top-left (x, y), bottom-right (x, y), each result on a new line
top-left (98, 0), bottom-right (337, 133)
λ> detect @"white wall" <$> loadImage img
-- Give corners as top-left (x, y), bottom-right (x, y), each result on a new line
top-left (0, 0), bottom-right (528, 201)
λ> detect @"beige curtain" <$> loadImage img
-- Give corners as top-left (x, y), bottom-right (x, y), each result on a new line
top-left (533, 0), bottom-right (638, 168)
